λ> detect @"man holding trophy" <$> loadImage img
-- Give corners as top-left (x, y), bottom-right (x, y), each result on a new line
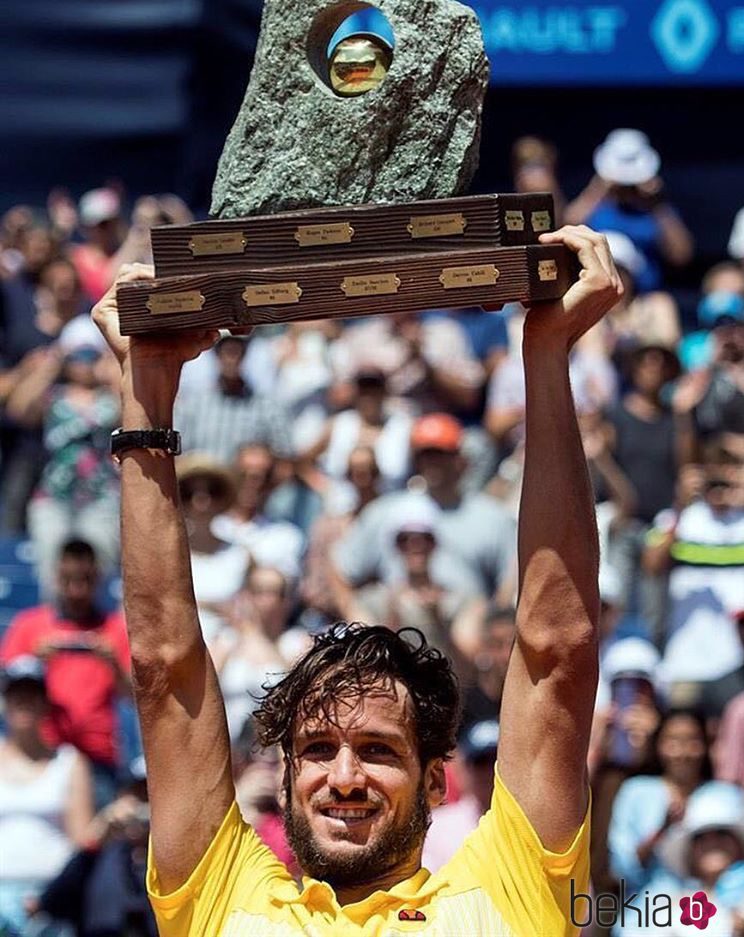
top-left (94, 221), bottom-right (621, 935)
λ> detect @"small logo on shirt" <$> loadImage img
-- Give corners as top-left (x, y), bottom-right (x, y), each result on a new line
top-left (398, 908), bottom-right (426, 922)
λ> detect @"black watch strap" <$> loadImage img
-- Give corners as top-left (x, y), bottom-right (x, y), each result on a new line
top-left (110, 428), bottom-right (181, 462)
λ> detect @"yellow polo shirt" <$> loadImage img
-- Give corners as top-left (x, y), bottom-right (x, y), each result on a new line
top-left (147, 770), bottom-right (590, 936)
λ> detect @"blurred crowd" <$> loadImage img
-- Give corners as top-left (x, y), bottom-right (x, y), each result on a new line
top-left (1, 128), bottom-right (743, 936)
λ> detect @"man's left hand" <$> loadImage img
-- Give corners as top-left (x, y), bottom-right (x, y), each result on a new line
top-left (526, 226), bottom-right (623, 350)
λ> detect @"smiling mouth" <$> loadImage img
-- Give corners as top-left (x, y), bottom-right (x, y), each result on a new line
top-left (320, 807), bottom-right (379, 822)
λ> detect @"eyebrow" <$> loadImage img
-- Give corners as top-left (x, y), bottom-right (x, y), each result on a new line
top-left (295, 728), bottom-right (409, 747)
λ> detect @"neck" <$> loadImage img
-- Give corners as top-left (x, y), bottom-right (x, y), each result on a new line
top-left (429, 487), bottom-right (460, 509)
top-left (219, 375), bottom-right (245, 396)
top-left (187, 519), bottom-right (223, 553)
top-left (8, 732), bottom-right (52, 762)
top-left (334, 853), bottom-right (423, 907)
top-left (407, 570), bottom-right (432, 588)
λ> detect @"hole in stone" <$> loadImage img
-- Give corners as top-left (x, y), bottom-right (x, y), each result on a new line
top-left (307, 3), bottom-right (395, 98)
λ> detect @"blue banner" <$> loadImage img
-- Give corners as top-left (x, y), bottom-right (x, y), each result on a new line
top-left (467, 0), bottom-right (744, 84)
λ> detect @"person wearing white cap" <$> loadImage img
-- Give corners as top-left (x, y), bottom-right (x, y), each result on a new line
top-left (565, 129), bottom-right (694, 293)
top-left (578, 230), bottom-right (681, 360)
top-left (652, 783), bottom-right (744, 937)
top-left (352, 493), bottom-right (476, 673)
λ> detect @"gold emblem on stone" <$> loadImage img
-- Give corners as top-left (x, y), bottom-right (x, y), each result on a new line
top-left (328, 34), bottom-right (393, 97)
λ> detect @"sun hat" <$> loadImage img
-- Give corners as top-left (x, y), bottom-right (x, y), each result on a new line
top-left (626, 341), bottom-right (682, 383)
top-left (410, 413), bottom-right (463, 453)
top-left (593, 130), bottom-right (661, 187)
top-left (601, 230), bottom-right (647, 280)
top-left (175, 453), bottom-right (237, 511)
top-left (658, 782), bottom-right (744, 880)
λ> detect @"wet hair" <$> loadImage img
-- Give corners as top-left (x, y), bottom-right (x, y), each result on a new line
top-left (254, 623), bottom-right (460, 766)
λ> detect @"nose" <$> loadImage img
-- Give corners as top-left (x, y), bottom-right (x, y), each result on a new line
top-left (327, 745), bottom-right (366, 797)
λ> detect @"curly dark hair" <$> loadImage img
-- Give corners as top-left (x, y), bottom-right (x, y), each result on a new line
top-left (254, 622), bottom-right (460, 766)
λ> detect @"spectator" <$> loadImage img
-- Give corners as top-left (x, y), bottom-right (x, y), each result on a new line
top-left (329, 311), bottom-right (485, 417)
top-left (485, 307), bottom-right (616, 454)
top-left (300, 446), bottom-right (382, 624)
top-left (678, 261), bottom-right (744, 372)
top-left (352, 495), bottom-right (477, 671)
top-left (606, 342), bottom-right (692, 638)
top-left (676, 296), bottom-right (744, 437)
top-left (565, 129), bottom-right (694, 291)
top-left (210, 565), bottom-right (309, 741)
top-left (175, 334), bottom-right (293, 463)
top-left (511, 136), bottom-right (566, 221)
top-left (657, 783), bottom-right (744, 935)
top-left (270, 320), bottom-right (335, 451)
top-left (175, 453), bottom-right (250, 643)
top-left (0, 656), bottom-right (94, 933)
top-left (0, 539), bottom-right (131, 800)
top-left (644, 436), bottom-right (744, 700)
top-left (232, 718), bottom-right (297, 875)
top-left (303, 368), bottom-right (412, 490)
top-left (332, 413), bottom-right (515, 603)
top-left (0, 226), bottom-right (63, 535)
top-left (608, 710), bottom-right (712, 895)
top-left (582, 230), bottom-right (680, 363)
top-left (715, 685), bottom-right (744, 789)
top-left (68, 188), bottom-right (126, 302)
top-left (214, 443), bottom-right (305, 581)
top-left (422, 720), bottom-right (500, 873)
top-left (34, 756), bottom-right (157, 937)
top-left (454, 604), bottom-right (515, 728)
top-left (5, 340), bottom-right (121, 594)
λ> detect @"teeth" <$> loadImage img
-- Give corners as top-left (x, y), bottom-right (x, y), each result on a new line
top-left (326, 808), bottom-right (374, 820)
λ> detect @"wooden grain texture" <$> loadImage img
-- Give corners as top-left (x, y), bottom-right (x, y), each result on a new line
top-left (151, 192), bottom-right (555, 276)
top-left (119, 244), bottom-right (576, 336)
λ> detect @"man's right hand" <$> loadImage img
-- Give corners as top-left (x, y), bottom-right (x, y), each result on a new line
top-left (91, 263), bottom-right (220, 373)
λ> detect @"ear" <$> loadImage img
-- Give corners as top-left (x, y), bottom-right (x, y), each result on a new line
top-left (423, 758), bottom-right (447, 809)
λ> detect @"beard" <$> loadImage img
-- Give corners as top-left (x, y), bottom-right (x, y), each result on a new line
top-left (284, 785), bottom-right (431, 889)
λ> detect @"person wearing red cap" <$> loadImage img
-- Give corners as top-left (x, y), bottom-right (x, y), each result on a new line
top-left (330, 411), bottom-right (516, 612)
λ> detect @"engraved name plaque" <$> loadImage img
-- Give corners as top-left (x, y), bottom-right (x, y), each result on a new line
top-left (242, 283), bottom-right (303, 307)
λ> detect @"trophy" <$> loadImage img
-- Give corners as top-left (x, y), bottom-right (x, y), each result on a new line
top-left (118, 0), bottom-right (577, 335)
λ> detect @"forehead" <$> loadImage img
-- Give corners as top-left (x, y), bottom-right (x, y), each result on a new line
top-left (293, 681), bottom-right (417, 749)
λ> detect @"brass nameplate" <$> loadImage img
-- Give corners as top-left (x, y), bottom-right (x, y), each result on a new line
top-left (538, 259), bottom-right (558, 282)
top-left (295, 222), bottom-right (354, 247)
top-left (504, 210), bottom-right (525, 232)
top-left (189, 232), bottom-right (246, 257)
top-left (146, 291), bottom-right (205, 315)
top-left (531, 210), bottom-right (552, 232)
top-left (439, 264), bottom-right (500, 289)
top-left (340, 273), bottom-right (401, 297)
top-left (407, 212), bottom-right (467, 239)
top-left (243, 282), bottom-right (303, 307)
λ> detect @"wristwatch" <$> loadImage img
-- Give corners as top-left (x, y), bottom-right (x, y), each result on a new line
top-left (110, 427), bottom-right (182, 463)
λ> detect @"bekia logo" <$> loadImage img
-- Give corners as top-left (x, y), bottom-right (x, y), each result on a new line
top-left (571, 881), bottom-right (717, 930)
top-left (679, 891), bottom-right (717, 930)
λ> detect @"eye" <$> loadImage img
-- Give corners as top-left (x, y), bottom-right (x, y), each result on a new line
top-left (302, 741), bottom-right (336, 758)
top-left (361, 743), bottom-right (396, 759)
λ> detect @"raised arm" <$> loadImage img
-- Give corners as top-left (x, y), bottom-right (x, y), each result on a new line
top-left (93, 265), bottom-right (234, 893)
top-left (497, 226), bottom-right (622, 852)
